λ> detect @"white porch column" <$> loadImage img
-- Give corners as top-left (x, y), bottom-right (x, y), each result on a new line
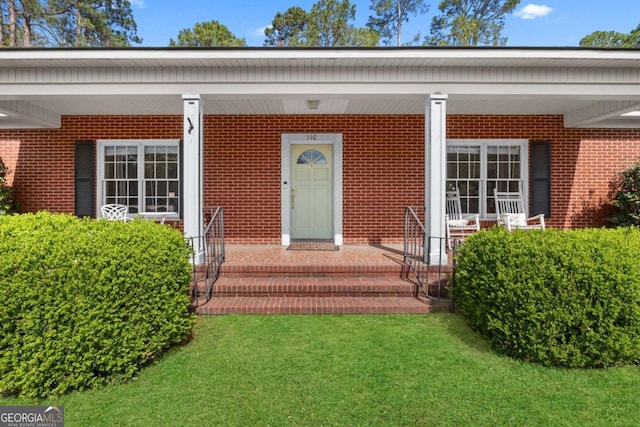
top-left (425, 93), bottom-right (448, 265)
top-left (183, 94), bottom-right (204, 263)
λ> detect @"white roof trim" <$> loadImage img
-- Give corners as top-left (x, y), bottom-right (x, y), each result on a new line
top-left (1, 48), bottom-right (640, 129)
top-left (1, 47), bottom-right (640, 60)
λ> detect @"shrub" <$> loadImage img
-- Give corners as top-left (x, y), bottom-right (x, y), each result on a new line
top-left (0, 212), bottom-right (195, 398)
top-left (454, 227), bottom-right (640, 368)
top-left (609, 161), bottom-right (640, 227)
top-left (0, 157), bottom-right (17, 215)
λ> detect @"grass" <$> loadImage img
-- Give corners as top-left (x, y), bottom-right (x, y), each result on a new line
top-left (2, 314), bottom-right (639, 426)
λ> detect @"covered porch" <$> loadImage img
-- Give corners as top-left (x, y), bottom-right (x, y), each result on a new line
top-left (2, 48), bottom-right (640, 265)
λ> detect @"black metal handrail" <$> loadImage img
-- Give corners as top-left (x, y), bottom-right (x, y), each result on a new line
top-left (189, 206), bottom-right (225, 302)
top-left (403, 207), bottom-right (454, 302)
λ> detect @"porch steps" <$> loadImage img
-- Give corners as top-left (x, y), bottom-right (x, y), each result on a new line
top-left (190, 245), bottom-right (438, 315)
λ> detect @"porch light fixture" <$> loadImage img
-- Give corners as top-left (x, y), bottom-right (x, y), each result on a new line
top-left (621, 111), bottom-right (640, 117)
top-left (306, 100), bottom-right (320, 110)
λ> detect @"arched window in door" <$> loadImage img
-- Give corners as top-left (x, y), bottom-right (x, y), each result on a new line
top-left (296, 149), bottom-right (327, 165)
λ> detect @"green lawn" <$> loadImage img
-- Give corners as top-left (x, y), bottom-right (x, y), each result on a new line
top-left (2, 314), bottom-right (639, 426)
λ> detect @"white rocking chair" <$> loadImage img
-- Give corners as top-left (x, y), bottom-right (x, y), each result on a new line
top-left (493, 188), bottom-right (545, 231)
top-left (100, 204), bottom-right (130, 222)
top-left (445, 188), bottom-right (480, 248)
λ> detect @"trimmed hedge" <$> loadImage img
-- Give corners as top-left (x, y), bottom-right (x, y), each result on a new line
top-left (0, 212), bottom-right (195, 398)
top-left (455, 227), bottom-right (640, 368)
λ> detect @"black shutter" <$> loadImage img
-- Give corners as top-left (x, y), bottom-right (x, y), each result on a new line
top-left (74, 141), bottom-right (95, 217)
top-left (530, 141), bottom-right (551, 218)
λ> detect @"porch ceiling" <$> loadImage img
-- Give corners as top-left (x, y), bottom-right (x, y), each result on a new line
top-left (1, 47), bottom-right (640, 129)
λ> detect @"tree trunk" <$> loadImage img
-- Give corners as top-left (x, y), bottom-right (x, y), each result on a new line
top-left (8, 0), bottom-right (17, 47)
top-left (21, 13), bottom-right (32, 47)
top-left (396, 0), bottom-right (402, 47)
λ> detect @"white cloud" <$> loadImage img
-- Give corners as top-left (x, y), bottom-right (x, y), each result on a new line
top-left (515, 4), bottom-right (553, 20)
top-left (250, 25), bottom-right (270, 37)
top-left (129, 0), bottom-right (146, 8)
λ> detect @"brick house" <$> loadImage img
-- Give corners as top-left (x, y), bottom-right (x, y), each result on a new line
top-left (1, 47), bottom-right (640, 264)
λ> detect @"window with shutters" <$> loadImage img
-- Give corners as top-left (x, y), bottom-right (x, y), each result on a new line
top-left (97, 140), bottom-right (180, 218)
top-left (446, 140), bottom-right (529, 219)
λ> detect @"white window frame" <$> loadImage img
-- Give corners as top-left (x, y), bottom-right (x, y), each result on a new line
top-left (97, 139), bottom-right (181, 220)
top-left (447, 139), bottom-right (529, 220)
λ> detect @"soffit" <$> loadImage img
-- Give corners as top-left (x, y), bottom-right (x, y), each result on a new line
top-left (0, 48), bottom-right (639, 129)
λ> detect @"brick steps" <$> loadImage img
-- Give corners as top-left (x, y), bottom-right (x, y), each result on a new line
top-left (194, 296), bottom-right (430, 315)
top-left (218, 264), bottom-right (408, 277)
top-left (201, 276), bottom-right (419, 298)
top-left (190, 245), bottom-right (441, 315)
top-left (192, 276), bottom-right (431, 315)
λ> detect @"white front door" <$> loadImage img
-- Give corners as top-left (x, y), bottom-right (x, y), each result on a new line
top-left (291, 144), bottom-right (333, 240)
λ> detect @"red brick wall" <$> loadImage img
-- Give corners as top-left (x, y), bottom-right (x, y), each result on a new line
top-left (1, 114), bottom-right (640, 243)
top-left (203, 115), bottom-right (424, 244)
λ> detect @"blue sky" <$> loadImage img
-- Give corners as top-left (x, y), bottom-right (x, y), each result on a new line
top-left (129, 1), bottom-right (640, 47)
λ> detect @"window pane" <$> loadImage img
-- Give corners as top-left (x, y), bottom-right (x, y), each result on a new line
top-left (459, 163), bottom-right (469, 179)
top-left (115, 146), bottom-right (127, 161)
top-left (127, 162), bottom-right (137, 179)
top-left (498, 162), bottom-right (509, 179)
top-left (157, 181), bottom-right (167, 196)
top-left (167, 146), bottom-right (178, 162)
top-left (297, 149), bottom-right (327, 165)
top-left (104, 146), bottom-right (115, 162)
top-left (168, 163), bottom-right (178, 179)
top-left (145, 150), bottom-right (155, 162)
top-left (129, 181), bottom-right (138, 196)
top-left (105, 181), bottom-right (115, 196)
top-left (102, 141), bottom-right (180, 216)
top-left (156, 163), bottom-right (166, 179)
top-left (156, 148), bottom-right (167, 163)
top-left (105, 163), bottom-right (114, 179)
top-left (446, 163), bottom-right (457, 179)
top-left (169, 181), bottom-right (178, 196)
top-left (145, 163), bottom-right (155, 179)
top-left (446, 145), bottom-right (482, 215)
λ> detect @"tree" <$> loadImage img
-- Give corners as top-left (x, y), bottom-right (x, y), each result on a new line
top-left (304, 0), bottom-right (378, 47)
top-left (46, 0), bottom-right (142, 47)
top-left (169, 20), bottom-right (246, 47)
top-left (0, 0), bottom-right (141, 47)
top-left (265, 0), bottom-right (378, 47)
top-left (264, 6), bottom-right (308, 47)
top-left (366, 0), bottom-right (429, 46)
top-left (344, 26), bottom-right (380, 46)
top-left (426, 0), bottom-right (520, 46)
top-left (305, 0), bottom-right (357, 46)
top-left (580, 25), bottom-right (640, 48)
top-left (608, 162), bottom-right (640, 226)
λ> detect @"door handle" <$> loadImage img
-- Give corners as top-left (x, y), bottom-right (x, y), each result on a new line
top-left (291, 188), bottom-right (295, 210)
